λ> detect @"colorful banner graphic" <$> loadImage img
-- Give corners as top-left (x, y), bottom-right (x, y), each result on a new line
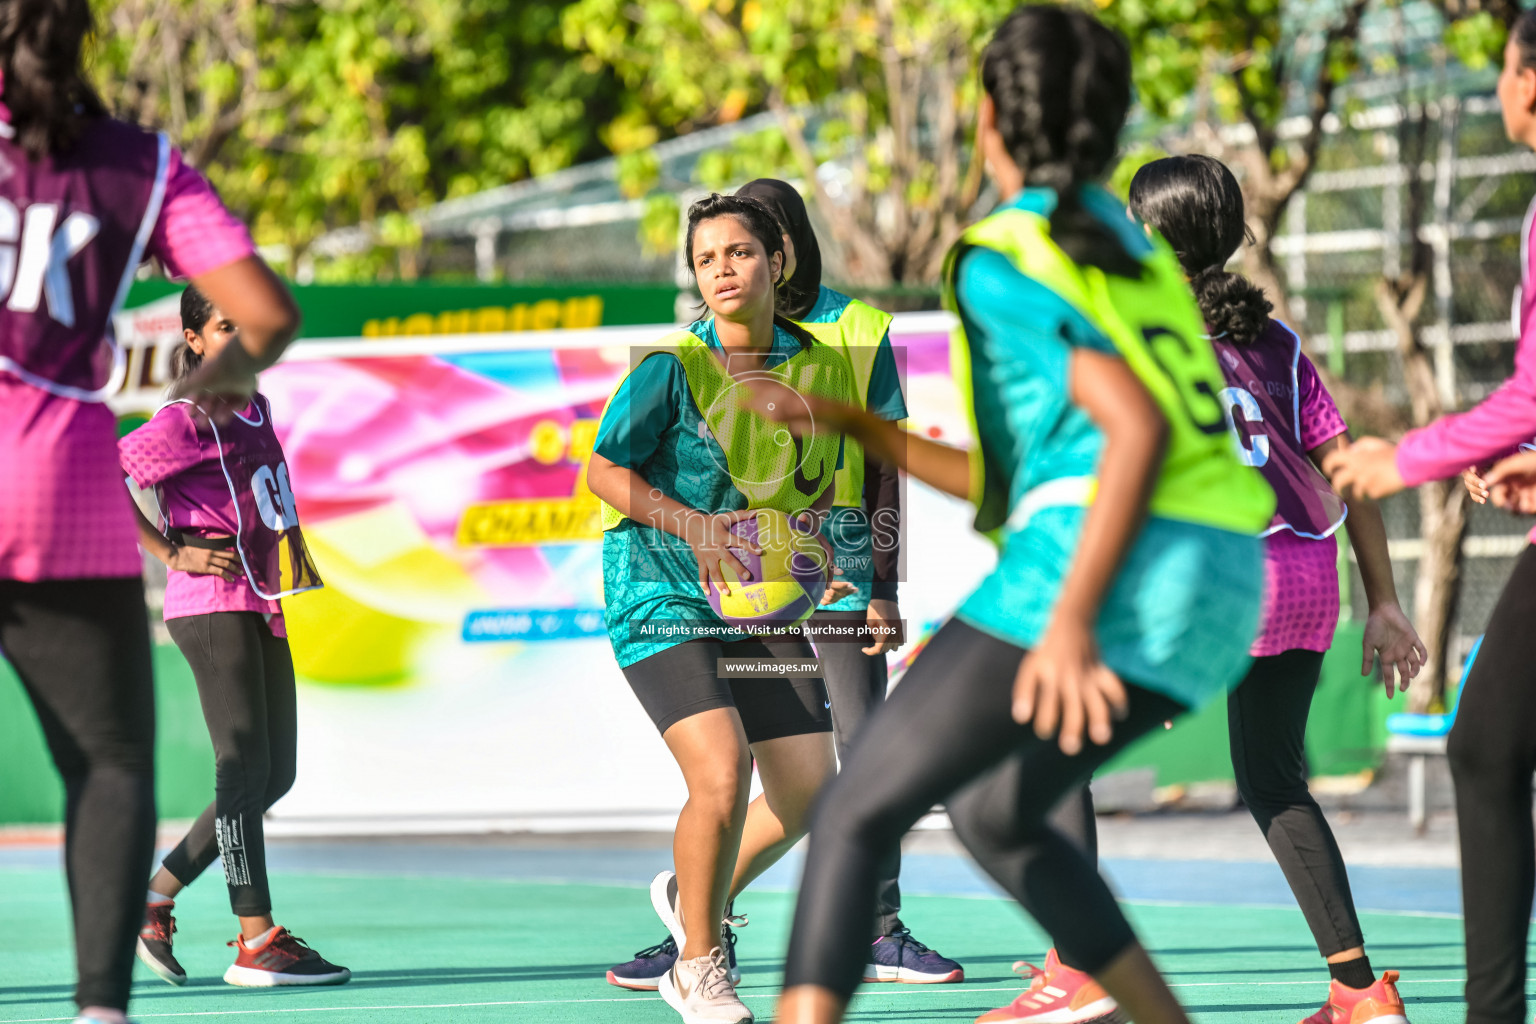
top-left (109, 281), bottom-right (681, 416)
top-left (91, 313), bottom-right (994, 828)
top-left (246, 316), bottom-right (967, 688)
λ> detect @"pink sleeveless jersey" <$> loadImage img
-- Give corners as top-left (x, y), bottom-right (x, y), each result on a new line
top-left (119, 394), bottom-right (322, 635)
top-left (1214, 319), bottom-right (1350, 656)
top-left (0, 116), bottom-right (256, 581)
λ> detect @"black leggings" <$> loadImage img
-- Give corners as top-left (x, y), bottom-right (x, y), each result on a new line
top-left (0, 578), bottom-right (157, 1012)
top-left (815, 619), bottom-right (904, 938)
top-left (784, 618), bottom-right (1184, 997)
top-left (1229, 648), bottom-right (1362, 955)
top-left (162, 612), bottom-right (297, 916)
top-left (1053, 648), bottom-right (1364, 971)
top-left (1447, 545), bottom-right (1536, 1024)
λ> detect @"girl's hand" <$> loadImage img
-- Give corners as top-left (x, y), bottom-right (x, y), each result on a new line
top-left (862, 598), bottom-right (903, 655)
top-left (791, 511), bottom-right (849, 605)
top-left (1464, 466), bottom-right (1491, 504)
top-left (170, 337), bottom-right (261, 408)
top-left (1011, 616), bottom-right (1128, 755)
top-left (1322, 436), bottom-right (1406, 501)
top-left (165, 544), bottom-right (241, 581)
top-left (1483, 450), bottom-right (1536, 515)
top-left (180, 393), bottom-right (251, 428)
top-left (688, 510), bottom-right (761, 596)
top-left (820, 580), bottom-right (857, 605)
top-left (1361, 601), bottom-right (1427, 696)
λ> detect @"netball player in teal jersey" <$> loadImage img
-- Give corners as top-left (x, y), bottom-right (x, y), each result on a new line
top-left (588, 193), bottom-right (856, 1024)
top-left (607, 180), bottom-right (964, 991)
top-left (744, 178), bottom-right (963, 983)
top-left (755, 7), bottom-right (1274, 1024)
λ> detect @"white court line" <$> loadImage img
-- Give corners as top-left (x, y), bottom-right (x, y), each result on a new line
top-left (0, 979), bottom-right (1475, 1023)
top-left (1120, 897), bottom-right (1463, 921)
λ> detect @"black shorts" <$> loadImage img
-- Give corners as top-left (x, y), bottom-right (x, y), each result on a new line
top-left (623, 637), bottom-right (833, 743)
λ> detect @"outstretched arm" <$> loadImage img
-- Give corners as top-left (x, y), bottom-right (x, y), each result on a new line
top-left (748, 390), bottom-right (971, 500)
top-left (1311, 434), bottom-right (1425, 693)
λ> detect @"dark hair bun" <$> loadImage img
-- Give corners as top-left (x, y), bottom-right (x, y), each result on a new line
top-left (1193, 268), bottom-right (1272, 345)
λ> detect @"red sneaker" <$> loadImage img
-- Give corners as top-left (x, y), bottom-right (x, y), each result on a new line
top-left (136, 903), bottom-right (186, 986)
top-left (223, 927), bottom-right (351, 987)
top-left (976, 949), bottom-right (1121, 1023)
top-left (1298, 971), bottom-right (1409, 1024)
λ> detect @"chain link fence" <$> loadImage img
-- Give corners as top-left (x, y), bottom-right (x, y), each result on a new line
top-left (1269, 92), bottom-right (1533, 666)
top-left (394, 77), bottom-right (1534, 668)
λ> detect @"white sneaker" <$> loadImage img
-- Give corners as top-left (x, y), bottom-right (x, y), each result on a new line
top-left (651, 870), bottom-right (685, 947)
top-left (659, 947), bottom-right (753, 1024)
top-left (652, 870), bottom-right (743, 984)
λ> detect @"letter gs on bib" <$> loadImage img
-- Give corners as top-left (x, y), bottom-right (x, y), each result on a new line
top-left (252, 463), bottom-right (299, 531)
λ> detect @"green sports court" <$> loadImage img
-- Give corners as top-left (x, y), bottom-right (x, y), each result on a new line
top-left (0, 828), bottom-right (1489, 1023)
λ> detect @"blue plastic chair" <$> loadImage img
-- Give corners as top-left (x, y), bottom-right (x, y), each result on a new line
top-left (1385, 634), bottom-right (1482, 831)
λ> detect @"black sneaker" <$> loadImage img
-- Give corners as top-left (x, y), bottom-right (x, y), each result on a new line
top-left (722, 902), bottom-right (746, 984)
top-left (863, 926), bottom-right (964, 984)
top-left (607, 935), bottom-right (678, 991)
top-left (136, 903), bottom-right (186, 986)
top-left (224, 927), bottom-right (350, 987)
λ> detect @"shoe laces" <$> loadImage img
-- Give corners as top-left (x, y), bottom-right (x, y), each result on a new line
top-left (142, 905), bottom-right (176, 942)
top-left (1012, 960), bottom-right (1048, 994)
top-left (720, 923), bottom-right (739, 959)
top-left (270, 929), bottom-right (320, 960)
top-left (227, 927), bottom-right (316, 964)
top-left (633, 935), bottom-right (677, 960)
top-left (723, 900), bottom-right (749, 930)
top-left (695, 947), bottom-right (736, 1000)
top-left (885, 926), bottom-right (933, 955)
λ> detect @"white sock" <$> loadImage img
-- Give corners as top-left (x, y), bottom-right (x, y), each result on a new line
top-left (147, 887), bottom-right (174, 906)
top-left (243, 926), bottom-right (279, 948)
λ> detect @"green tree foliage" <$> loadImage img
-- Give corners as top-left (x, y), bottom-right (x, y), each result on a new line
top-left (91, 0), bottom-right (622, 275)
top-left (563, 0), bottom-right (1015, 286)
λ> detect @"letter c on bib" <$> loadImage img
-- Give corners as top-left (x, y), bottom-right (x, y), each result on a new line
top-left (1219, 386), bottom-right (1270, 468)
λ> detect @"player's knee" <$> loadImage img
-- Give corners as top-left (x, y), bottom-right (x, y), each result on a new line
top-left (766, 783), bottom-right (819, 841)
top-left (948, 785), bottom-right (1003, 855)
top-left (688, 755), bottom-right (751, 820)
top-left (263, 761), bottom-right (296, 808)
top-left (60, 722), bottom-right (155, 778)
top-left (1234, 771), bottom-right (1313, 817)
top-left (215, 749), bottom-right (271, 796)
top-left (809, 774), bottom-right (900, 851)
top-left (1446, 718), bottom-right (1524, 786)
top-left (949, 781), bottom-right (1048, 856)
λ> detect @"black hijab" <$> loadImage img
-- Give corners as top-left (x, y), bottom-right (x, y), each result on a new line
top-left (735, 178), bottom-right (823, 320)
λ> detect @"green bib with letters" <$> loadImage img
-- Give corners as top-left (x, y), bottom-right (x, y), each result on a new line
top-left (797, 298), bottom-right (895, 508)
top-left (599, 328), bottom-right (855, 529)
top-left (942, 207), bottom-right (1275, 540)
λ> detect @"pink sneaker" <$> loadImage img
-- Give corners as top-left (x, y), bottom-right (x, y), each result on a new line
top-left (975, 949), bottom-right (1121, 1023)
top-left (1298, 971), bottom-right (1409, 1024)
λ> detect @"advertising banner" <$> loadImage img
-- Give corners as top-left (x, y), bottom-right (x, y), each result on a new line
top-left (98, 306), bottom-right (995, 832)
top-left (112, 280), bottom-right (681, 417)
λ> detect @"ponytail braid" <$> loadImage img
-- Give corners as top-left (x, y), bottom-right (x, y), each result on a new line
top-left (1129, 154), bottom-right (1272, 345)
top-left (981, 5), bottom-right (1139, 276)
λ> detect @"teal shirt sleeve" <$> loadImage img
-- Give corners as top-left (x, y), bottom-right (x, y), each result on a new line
top-left (955, 246), bottom-right (1119, 521)
top-left (865, 332), bottom-right (909, 421)
top-left (593, 355), bottom-right (686, 469)
top-left (956, 248), bottom-right (1117, 359)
